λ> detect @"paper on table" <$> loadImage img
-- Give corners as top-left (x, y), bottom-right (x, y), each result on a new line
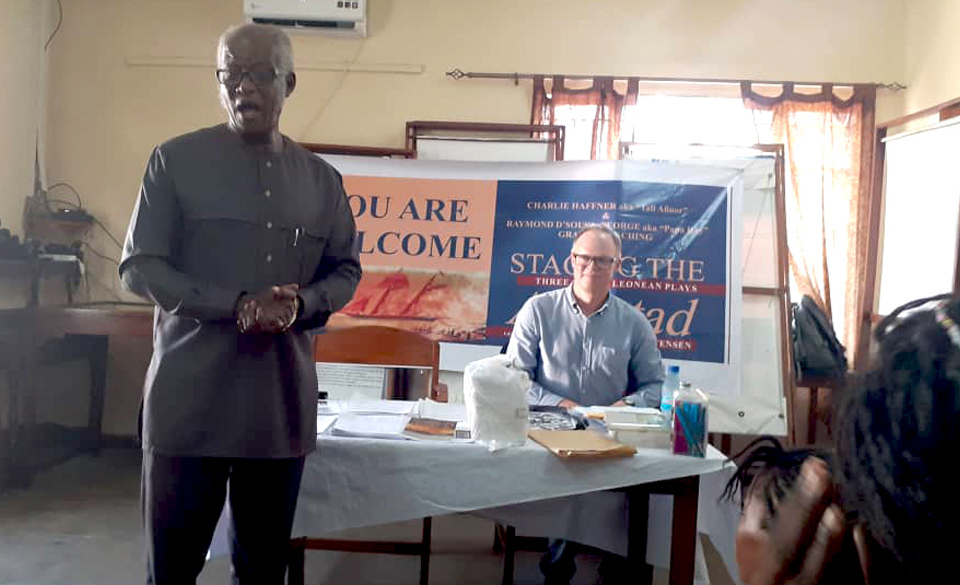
top-left (317, 414), bottom-right (338, 436)
top-left (317, 400), bottom-right (342, 416)
top-left (417, 399), bottom-right (467, 422)
top-left (331, 413), bottom-right (412, 439)
top-left (341, 399), bottom-right (417, 415)
top-left (573, 405), bottom-right (661, 421)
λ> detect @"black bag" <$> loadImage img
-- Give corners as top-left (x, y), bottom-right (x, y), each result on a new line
top-left (791, 295), bottom-right (848, 379)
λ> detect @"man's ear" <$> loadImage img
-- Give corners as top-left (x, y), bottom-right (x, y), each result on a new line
top-left (852, 524), bottom-right (871, 585)
top-left (285, 71), bottom-right (297, 97)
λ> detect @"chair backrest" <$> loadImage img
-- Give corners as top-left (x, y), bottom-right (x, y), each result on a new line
top-left (313, 325), bottom-right (440, 389)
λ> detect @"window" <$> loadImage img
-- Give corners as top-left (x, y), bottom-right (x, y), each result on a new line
top-left (552, 105), bottom-right (609, 161)
top-left (622, 95), bottom-right (771, 147)
top-left (552, 94), bottom-right (774, 159)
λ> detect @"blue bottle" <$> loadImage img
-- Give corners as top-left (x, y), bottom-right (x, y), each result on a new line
top-left (660, 365), bottom-right (680, 417)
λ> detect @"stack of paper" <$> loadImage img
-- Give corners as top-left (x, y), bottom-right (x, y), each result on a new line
top-left (417, 399), bottom-right (467, 422)
top-left (331, 413), bottom-right (412, 439)
top-left (317, 401), bottom-right (341, 416)
top-left (319, 399), bottom-right (466, 440)
top-left (317, 414), bottom-right (338, 435)
top-left (340, 399), bottom-right (417, 415)
top-left (573, 405), bottom-right (662, 424)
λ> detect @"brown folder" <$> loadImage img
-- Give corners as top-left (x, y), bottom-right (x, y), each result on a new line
top-left (528, 429), bottom-right (637, 459)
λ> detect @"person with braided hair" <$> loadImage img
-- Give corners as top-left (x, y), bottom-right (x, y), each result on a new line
top-left (732, 293), bottom-right (960, 585)
top-left (723, 437), bottom-right (864, 585)
top-left (834, 293), bottom-right (960, 585)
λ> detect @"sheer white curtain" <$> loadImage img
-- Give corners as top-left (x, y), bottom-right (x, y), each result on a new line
top-left (744, 83), bottom-right (877, 366)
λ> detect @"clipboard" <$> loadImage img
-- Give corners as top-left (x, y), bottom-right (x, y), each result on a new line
top-left (528, 430), bottom-right (637, 459)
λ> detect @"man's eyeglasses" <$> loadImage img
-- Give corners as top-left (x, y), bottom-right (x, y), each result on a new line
top-left (571, 253), bottom-right (618, 269)
top-left (215, 66), bottom-right (281, 87)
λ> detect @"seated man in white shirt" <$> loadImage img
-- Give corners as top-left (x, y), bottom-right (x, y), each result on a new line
top-left (507, 223), bottom-right (664, 585)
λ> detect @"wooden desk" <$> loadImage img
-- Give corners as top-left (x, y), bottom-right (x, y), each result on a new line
top-left (0, 305), bottom-right (365, 489)
top-left (0, 258), bottom-right (83, 306)
top-left (0, 303), bottom-right (154, 336)
top-left (0, 303), bottom-right (153, 489)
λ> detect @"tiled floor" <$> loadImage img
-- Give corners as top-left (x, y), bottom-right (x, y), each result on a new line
top-left (0, 449), bottom-right (610, 585)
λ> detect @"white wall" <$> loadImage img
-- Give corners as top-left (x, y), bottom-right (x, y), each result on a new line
top-left (0, 0), bottom-right (46, 243)
top-left (902, 0), bottom-right (960, 117)
top-left (0, 1), bottom-right (48, 439)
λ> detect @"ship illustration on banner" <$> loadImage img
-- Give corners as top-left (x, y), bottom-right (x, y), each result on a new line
top-left (333, 268), bottom-right (490, 342)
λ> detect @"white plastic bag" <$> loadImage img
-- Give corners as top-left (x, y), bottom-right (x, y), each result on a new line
top-left (463, 354), bottom-right (530, 451)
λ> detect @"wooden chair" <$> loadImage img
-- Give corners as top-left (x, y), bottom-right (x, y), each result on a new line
top-left (312, 325), bottom-right (441, 398)
top-left (288, 325), bottom-right (442, 585)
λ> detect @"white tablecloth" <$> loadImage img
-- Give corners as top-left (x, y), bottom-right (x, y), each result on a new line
top-left (211, 437), bottom-right (739, 584)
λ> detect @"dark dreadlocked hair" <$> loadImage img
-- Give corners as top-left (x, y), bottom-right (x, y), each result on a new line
top-left (721, 436), bottom-right (834, 521)
top-left (722, 437), bottom-right (865, 585)
top-left (835, 293), bottom-right (960, 583)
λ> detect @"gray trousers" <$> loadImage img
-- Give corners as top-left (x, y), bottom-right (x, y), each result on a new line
top-left (142, 451), bottom-right (305, 585)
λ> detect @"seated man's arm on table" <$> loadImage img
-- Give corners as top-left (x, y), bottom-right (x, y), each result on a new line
top-left (293, 172), bottom-right (362, 331)
top-left (119, 146), bottom-right (242, 321)
top-left (623, 314), bottom-right (664, 407)
top-left (506, 298), bottom-right (578, 408)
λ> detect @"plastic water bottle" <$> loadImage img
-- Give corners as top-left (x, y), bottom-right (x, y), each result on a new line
top-left (673, 382), bottom-right (709, 457)
top-left (660, 365), bottom-right (680, 417)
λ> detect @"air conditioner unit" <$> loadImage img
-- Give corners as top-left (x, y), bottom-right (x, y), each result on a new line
top-left (244, 0), bottom-right (367, 38)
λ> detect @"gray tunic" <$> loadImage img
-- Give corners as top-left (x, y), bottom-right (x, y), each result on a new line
top-left (120, 124), bottom-right (361, 458)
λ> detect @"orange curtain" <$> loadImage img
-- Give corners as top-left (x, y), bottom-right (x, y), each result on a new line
top-left (743, 82), bottom-right (876, 367)
top-left (531, 76), bottom-right (638, 160)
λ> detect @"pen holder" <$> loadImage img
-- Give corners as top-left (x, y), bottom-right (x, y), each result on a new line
top-left (672, 384), bottom-right (708, 457)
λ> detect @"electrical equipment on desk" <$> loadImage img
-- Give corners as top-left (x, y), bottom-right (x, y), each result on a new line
top-left (0, 216), bottom-right (84, 261)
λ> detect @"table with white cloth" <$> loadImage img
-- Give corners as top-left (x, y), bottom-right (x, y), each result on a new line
top-left (210, 435), bottom-right (740, 585)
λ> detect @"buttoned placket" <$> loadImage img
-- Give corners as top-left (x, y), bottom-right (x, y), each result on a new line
top-left (258, 153), bottom-right (280, 280)
top-left (576, 304), bottom-right (589, 402)
top-left (579, 303), bottom-right (610, 403)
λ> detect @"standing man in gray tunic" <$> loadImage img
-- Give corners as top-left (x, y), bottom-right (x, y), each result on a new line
top-left (119, 23), bottom-right (361, 585)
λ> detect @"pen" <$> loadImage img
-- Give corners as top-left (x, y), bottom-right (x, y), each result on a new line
top-left (293, 227), bottom-right (301, 247)
top-left (676, 404), bottom-right (704, 457)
